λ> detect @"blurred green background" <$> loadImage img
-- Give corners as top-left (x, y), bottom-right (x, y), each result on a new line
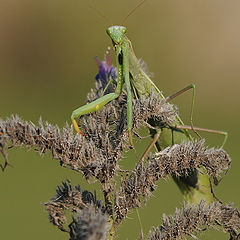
top-left (0, 0), bottom-right (239, 239)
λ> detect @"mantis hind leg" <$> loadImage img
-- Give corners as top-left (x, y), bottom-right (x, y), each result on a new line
top-left (165, 84), bottom-right (199, 137)
top-left (140, 129), bottom-right (161, 162)
top-left (175, 125), bottom-right (228, 148)
top-left (141, 83), bottom-right (227, 161)
top-left (166, 84), bottom-right (227, 147)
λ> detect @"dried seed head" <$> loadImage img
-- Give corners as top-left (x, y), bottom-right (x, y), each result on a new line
top-left (0, 115), bottom-right (121, 189)
top-left (80, 82), bottom-right (177, 157)
top-left (45, 180), bottom-right (105, 232)
top-left (69, 206), bottom-right (109, 240)
top-left (148, 200), bottom-right (240, 240)
top-left (114, 140), bottom-right (231, 222)
top-left (152, 140), bottom-right (231, 180)
top-left (0, 55), bottom-right (236, 240)
top-left (0, 85), bottom-right (177, 189)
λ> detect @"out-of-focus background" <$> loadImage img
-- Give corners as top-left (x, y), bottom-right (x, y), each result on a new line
top-left (0, 0), bottom-right (239, 239)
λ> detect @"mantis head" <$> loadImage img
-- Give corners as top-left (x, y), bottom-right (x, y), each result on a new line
top-left (106, 26), bottom-right (127, 45)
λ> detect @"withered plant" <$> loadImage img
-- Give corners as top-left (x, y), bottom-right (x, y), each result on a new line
top-left (0, 54), bottom-right (239, 240)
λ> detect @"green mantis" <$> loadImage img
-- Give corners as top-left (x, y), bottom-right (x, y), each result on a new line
top-left (70, 9), bottom-right (229, 238)
top-left (71, 25), bottom-right (227, 149)
top-left (71, 24), bottom-right (173, 146)
top-left (71, 26), bottom-right (134, 146)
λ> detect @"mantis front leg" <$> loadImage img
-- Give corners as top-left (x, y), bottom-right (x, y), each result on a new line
top-left (71, 40), bottom-right (135, 148)
top-left (71, 92), bottom-right (121, 135)
top-left (71, 46), bottom-right (124, 136)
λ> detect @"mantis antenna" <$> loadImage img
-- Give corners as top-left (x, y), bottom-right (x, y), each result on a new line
top-left (87, 2), bottom-right (113, 25)
top-left (121, 0), bottom-right (149, 25)
top-left (88, 0), bottom-right (148, 26)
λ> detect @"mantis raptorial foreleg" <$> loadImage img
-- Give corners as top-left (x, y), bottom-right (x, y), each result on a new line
top-left (71, 44), bottom-right (124, 136)
top-left (71, 92), bottom-right (121, 135)
top-left (71, 26), bottom-right (135, 146)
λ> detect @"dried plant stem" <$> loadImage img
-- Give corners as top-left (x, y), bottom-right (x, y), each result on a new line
top-left (104, 190), bottom-right (115, 240)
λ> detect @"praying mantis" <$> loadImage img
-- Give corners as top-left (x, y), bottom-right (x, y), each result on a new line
top-left (71, 25), bottom-right (227, 151)
top-left (70, 4), bottom-right (229, 238)
top-left (71, 24), bottom-right (190, 143)
top-left (71, 26), bottom-right (136, 146)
